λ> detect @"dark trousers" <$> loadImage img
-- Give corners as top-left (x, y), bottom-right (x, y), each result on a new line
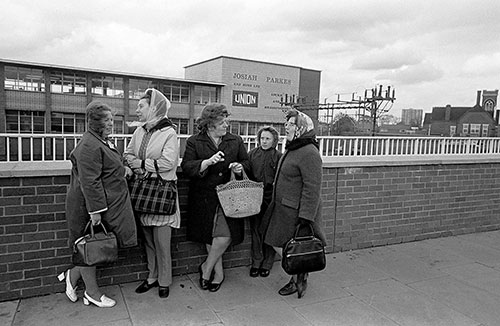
top-left (250, 200), bottom-right (276, 270)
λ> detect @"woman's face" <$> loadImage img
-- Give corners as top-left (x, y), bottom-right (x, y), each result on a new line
top-left (284, 117), bottom-right (298, 141)
top-left (102, 111), bottom-right (114, 137)
top-left (209, 117), bottom-right (229, 137)
top-left (260, 130), bottom-right (274, 150)
top-left (136, 99), bottom-right (151, 122)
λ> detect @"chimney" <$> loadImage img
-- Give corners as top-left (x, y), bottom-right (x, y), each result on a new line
top-left (477, 90), bottom-right (481, 106)
top-left (445, 104), bottom-right (451, 121)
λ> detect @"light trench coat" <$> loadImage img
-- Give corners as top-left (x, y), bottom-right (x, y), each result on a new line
top-left (124, 123), bottom-right (181, 228)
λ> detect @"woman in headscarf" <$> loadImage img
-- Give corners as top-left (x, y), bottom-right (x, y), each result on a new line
top-left (61, 101), bottom-right (137, 308)
top-left (262, 108), bottom-right (326, 299)
top-left (124, 88), bottom-right (180, 299)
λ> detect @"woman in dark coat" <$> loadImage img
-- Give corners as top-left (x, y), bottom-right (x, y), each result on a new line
top-left (59, 101), bottom-right (137, 308)
top-left (245, 126), bottom-right (282, 278)
top-left (263, 108), bottom-right (326, 299)
top-left (181, 103), bottom-right (249, 292)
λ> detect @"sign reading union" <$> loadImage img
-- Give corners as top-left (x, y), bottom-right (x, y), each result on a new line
top-left (232, 90), bottom-right (258, 108)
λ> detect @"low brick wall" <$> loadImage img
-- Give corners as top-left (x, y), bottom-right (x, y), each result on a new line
top-left (1, 162), bottom-right (500, 301)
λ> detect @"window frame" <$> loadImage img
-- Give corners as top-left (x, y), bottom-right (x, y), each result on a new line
top-left (6, 110), bottom-right (46, 133)
top-left (4, 66), bottom-right (45, 92)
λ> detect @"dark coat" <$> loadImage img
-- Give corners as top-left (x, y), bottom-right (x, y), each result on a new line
top-left (181, 132), bottom-right (249, 245)
top-left (246, 146), bottom-right (282, 202)
top-left (245, 147), bottom-right (282, 218)
top-left (263, 137), bottom-right (326, 248)
top-left (65, 130), bottom-right (137, 250)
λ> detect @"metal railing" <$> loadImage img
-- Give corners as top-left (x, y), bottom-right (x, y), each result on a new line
top-left (1, 133), bottom-right (500, 162)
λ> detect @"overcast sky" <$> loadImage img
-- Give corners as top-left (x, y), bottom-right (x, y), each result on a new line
top-left (1, 0), bottom-right (499, 116)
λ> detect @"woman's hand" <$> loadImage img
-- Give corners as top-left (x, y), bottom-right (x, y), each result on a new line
top-left (208, 151), bottom-right (225, 165)
top-left (128, 158), bottom-right (143, 169)
top-left (229, 162), bottom-right (243, 174)
top-left (90, 213), bottom-right (102, 226)
top-left (201, 151), bottom-right (225, 172)
top-left (124, 166), bottom-right (133, 179)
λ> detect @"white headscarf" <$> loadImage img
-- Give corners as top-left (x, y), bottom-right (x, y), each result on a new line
top-left (127, 88), bottom-right (171, 129)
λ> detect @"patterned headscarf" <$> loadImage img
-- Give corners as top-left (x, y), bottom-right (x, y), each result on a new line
top-left (128, 88), bottom-right (171, 129)
top-left (285, 108), bottom-right (315, 139)
top-left (295, 110), bottom-right (315, 138)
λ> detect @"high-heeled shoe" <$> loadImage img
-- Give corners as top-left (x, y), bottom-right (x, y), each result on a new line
top-left (198, 264), bottom-right (211, 290)
top-left (83, 291), bottom-right (116, 308)
top-left (57, 269), bottom-right (77, 302)
top-left (296, 273), bottom-right (308, 299)
top-left (278, 277), bottom-right (297, 296)
top-left (208, 276), bottom-right (224, 292)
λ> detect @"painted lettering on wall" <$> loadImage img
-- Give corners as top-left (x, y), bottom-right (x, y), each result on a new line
top-left (266, 77), bottom-right (292, 85)
top-left (232, 90), bottom-right (258, 108)
top-left (233, 73), bottom-right (258, 81)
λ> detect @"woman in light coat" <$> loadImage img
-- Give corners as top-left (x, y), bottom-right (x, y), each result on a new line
top-left (262, 108), bottom-right (326, 299)
top-left (124, 88), bottom-right (180, 299)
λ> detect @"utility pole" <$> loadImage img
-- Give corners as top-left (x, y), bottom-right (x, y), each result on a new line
top-left (364, 85), bottom-right (396, 136)
top-left (280, 85), bottom-right (396, 136)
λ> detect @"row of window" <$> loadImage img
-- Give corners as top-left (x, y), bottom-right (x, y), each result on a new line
top-left (4, 66), bottom-right (218, 104)
top-left (5, 110), bottom-right (284, 136)
top-left (449, 123), bottom-right (489, 137)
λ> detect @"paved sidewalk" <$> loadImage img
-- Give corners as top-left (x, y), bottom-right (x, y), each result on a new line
top-left (3, 230), bottom-right (500, 326)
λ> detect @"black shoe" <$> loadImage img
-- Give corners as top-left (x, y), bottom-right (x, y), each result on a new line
top-left (259, 269), bottom-right (270, 277)
top-left (159, 286), bottom-right (169, 298)
top-left (278, 277), bottom-right (297, 296)
top-left (198, 264), bottom-right (211, 290)
top-left (249, 267), bottom-right (259, 277)
top-left (208, 277), bottom-right (224, 292)
top-left (297, 273), bottom-right (308, 299)
top-left (135, 280), bottom-right (159, 294)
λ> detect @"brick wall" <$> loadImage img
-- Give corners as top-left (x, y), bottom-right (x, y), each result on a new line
top-left (1, 163), bottom-right (500, 301)
top-left (332, 164), bottom-right (500, 251)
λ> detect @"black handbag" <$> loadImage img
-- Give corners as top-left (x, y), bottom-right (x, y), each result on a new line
top-left (73, 222), bottom-right (118, 266)
top-left (129, 164), bottom-right (177, 215)
top-left (282, 223), bottom-right (326, 275)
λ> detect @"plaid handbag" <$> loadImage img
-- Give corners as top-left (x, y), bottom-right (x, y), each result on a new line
top-left (129, 164), bottom-right (177, 215)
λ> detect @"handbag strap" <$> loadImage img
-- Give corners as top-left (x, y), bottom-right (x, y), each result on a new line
top-left (230, 168), bottom-right (249, 181)
top-left (84, 221), bottom-right (109, 237)
top-left (293, 223), bottom-right (315, 241)
top-left (142, 160), bottom-right (165, 182)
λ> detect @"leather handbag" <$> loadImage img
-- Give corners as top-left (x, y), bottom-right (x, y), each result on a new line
top-left (129, 163), bottom-right (177, 215)
top-left (73, 222), bottom-right (118, 266)
top-left (282, 223), bottom-right (326, 275)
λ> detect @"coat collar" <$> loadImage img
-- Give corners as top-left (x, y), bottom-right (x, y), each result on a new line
top-left (87, 129), bottom-right (118, 152)
top-left (197, 132), bottom-right (239, 152)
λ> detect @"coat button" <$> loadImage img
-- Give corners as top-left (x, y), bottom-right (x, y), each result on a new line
top-left (218, 172), bottom-right (223, 176)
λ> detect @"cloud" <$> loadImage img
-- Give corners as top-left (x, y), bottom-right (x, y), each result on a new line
top-left (0, 0), bottom-right (498, 118)
top-left (462, 52), bottom-right (500, 76)
top-left (376, 61), bottom-right (443, 85)
top-left (351, 45), bottom-right (423, 70)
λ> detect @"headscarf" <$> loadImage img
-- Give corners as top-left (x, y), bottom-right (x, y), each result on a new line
top-left (285, 109), bottom-right (319, 150)
top-left (294, 110), bottom-right (315, 138)
top-left (127, 88), bottom-right (171, 129)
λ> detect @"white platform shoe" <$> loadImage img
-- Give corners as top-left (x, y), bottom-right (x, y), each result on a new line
top-left (57, 269), bottom-right (77, 302)
top-left (83, 291), bottom-right (116, 308)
